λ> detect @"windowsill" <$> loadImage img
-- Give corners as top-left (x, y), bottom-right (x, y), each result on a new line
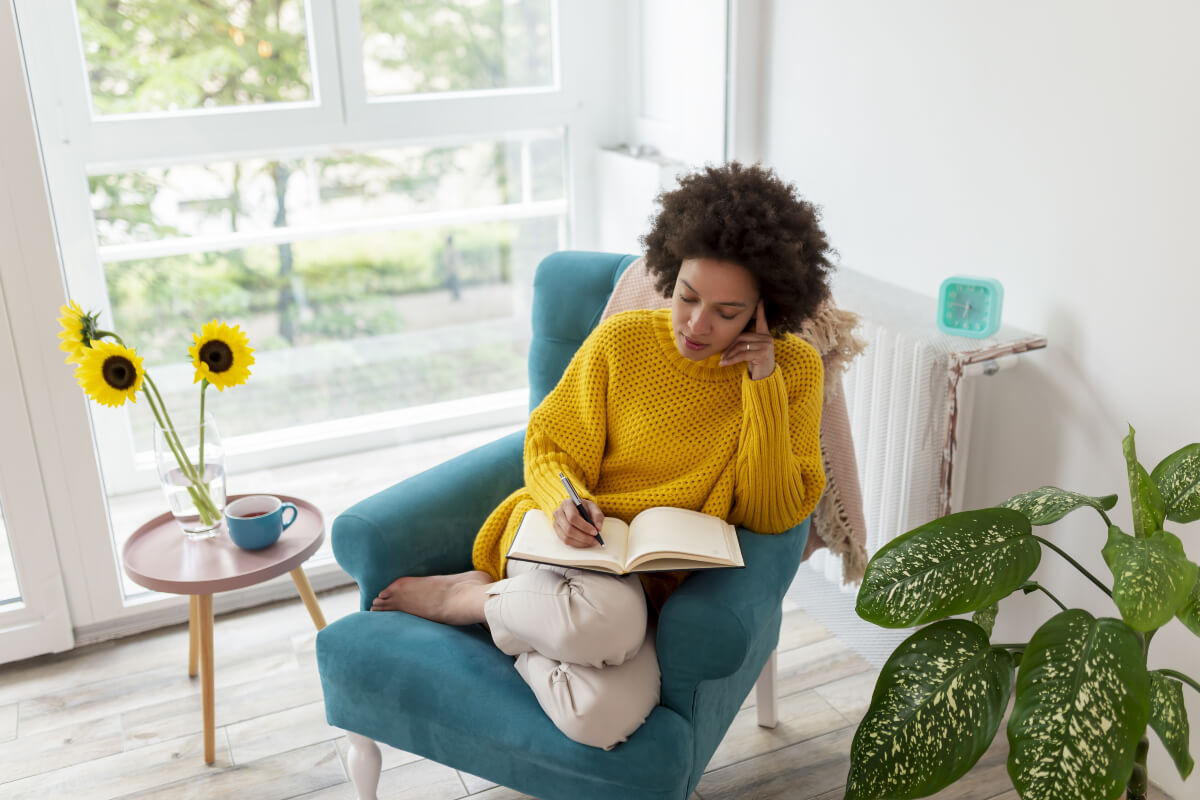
top-left (107, 421), bottom-right (526, 601)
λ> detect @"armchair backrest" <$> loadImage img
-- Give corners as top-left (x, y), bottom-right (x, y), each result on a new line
top-left (527, 251), bottom-right (640, 410)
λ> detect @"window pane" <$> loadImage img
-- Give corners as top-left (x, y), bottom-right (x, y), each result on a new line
top-left (529, 135), bottom-right (565, 202)
top-left (88, 133), bottom-right (564, 246)
top-left (360, 0), bottom-right (555, 98)
top-left (0, 501), bottom-right (18, 608)
top-left (75, 0), bottom-right (313, 115)
top-left (104, 216), bottom-right (560, 451)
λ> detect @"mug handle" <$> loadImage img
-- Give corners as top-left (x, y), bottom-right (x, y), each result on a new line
top-left (280, 502), bottom-right (299, 531)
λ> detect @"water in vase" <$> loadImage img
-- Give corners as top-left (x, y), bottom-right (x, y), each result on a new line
top-left (162, 464), bottom-right (227, 539)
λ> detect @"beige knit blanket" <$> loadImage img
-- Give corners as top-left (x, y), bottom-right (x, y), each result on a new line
top-left (600, 257), bottom-right (869, 584)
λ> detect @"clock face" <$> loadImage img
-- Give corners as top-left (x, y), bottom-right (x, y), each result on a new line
top-left (937, 277), bottom-right (1004, 338)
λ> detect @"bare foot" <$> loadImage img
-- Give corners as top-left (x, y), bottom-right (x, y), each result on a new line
top-left (370, 570), bottom-right (494, 625)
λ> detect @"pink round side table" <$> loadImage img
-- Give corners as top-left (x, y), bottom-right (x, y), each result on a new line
top-left (121, 493), bottom-right (327, 765)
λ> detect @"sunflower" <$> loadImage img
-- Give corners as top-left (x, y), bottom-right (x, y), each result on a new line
top-left (56, 300), bottom-right (102, 364)
top-left (74, 340), bottom-right (144, 408)
top-left (189, 320), bottom-right (255, 391)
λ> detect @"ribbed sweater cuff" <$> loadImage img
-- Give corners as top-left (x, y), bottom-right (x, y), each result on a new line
top-left (526, 453), bottom-right (595, 513)
top-left (742, 368), bottom-right (789, 433)
top-left (736, 369), bottom-right (798, 529)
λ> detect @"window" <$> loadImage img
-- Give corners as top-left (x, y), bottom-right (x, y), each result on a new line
top-left (89, 134), bottom-right (565, 454)
top-left (76, 0), bottom-right (314, 115)
top-left (360, 0), bottom-right (555, 98)
top-left (13, 0), bottom-right (609, 617)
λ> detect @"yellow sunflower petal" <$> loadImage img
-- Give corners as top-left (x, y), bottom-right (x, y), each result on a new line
top-left (188, 319), bottom-right (255, 391)
top-left (56, 299), bottom-right (91, 365)
top-left (74, 340), bottom-right (144, 408)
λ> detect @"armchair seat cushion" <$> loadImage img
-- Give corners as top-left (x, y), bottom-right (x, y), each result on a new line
top-left (318, 609), bottom-right (694, 799)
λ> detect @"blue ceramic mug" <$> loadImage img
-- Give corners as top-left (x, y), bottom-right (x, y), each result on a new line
top-left (225, 495), bottom-right (297, 550)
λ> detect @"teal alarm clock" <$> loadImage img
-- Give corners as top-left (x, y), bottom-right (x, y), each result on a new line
top-left (937, 276), bottom-right (1004, 338)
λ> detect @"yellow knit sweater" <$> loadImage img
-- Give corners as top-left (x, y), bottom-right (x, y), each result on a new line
top-left (472, 307), bottom-right (826, 608)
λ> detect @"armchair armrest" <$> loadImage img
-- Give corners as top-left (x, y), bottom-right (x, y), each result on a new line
top-left (656, 517), bottom-right (811, 715)
top-left (332, 430), bottom-right (524, 608)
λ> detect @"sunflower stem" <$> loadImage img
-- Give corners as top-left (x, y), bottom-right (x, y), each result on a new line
top-left (143, 375), bottom-right (220, 524)
top-left (198, 379), bottom-right (209, 477)
top-left (141, 385), bottom-right (217, 524)
top-left (143, 376), bottom-right (196, 481)
top-left (96, 330), bottom-right (126, 347)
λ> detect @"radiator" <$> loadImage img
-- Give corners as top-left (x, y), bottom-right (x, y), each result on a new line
top-left (789, 268), bottom-right (1047, 667)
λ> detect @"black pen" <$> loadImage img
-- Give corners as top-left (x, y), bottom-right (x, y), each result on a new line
top-left (558, 471), bottom-right (605, 546)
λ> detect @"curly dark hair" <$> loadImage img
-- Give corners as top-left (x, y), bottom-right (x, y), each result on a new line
top-left (640, 162), bottom-right (835, 334)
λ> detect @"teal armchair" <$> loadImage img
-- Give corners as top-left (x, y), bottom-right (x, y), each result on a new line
top-left (316, 251), bottom-right (811, 800)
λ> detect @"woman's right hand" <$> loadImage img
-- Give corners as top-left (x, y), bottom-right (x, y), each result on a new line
top-left (552, 498), bottom-right (605, 548)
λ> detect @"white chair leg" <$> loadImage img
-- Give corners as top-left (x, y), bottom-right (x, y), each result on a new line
top-left (755, 648), bottom-right (778, 728)
top-left (345, 731), bottom-right (382, 800)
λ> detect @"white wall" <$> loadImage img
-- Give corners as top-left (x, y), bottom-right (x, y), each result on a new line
top-left (586, 0), bottom-right (729, 253)
top-left (628, 0), bottom-right (728, 165)
top-left (761, 1), bottom-right (1200, 797)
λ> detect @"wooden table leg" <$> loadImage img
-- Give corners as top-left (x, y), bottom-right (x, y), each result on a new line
top-left (290, 567), bottom-right (327, 630)
top-left (188, 595), bottom-right (199, 678)
top-left (197, 593), bottom-right (215, 765)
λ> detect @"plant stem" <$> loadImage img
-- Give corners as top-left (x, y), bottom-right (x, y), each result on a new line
top-left (1026, 582), bottom-right (1069, 611)
top-left (143, 375), bottom-right (219, 524)
top-left (144, 376), bottom-right (198, 483)
top-left (1157, 668), bottom-right (1200, 695)
top-left (1097, 508), bottom-right (1113, 527)
top-left (198, 379), bottom-right (209, 477)
top-left (1033, 535), bottom-right (1113, 598)
top-left (1126, 735), bottom-right (1149, 800)
top-left (992, 643), bottom-right (1027, 650)
top-left (141, 388), bottom-right (218, 524)
top-left (141, 381), bottom-right (194, 481)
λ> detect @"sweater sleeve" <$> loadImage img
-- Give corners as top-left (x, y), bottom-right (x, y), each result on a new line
top-left (522, 323), bottom-right (612, 514)
top-left (728, 339), bottom-right (826, 534)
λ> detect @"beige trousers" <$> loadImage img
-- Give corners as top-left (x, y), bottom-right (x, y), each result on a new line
top-left (483, 559), bottom-right (661, 750)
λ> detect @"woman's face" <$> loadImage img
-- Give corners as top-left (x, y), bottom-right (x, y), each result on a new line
top-left (670, 257), bottom-right (760, 361)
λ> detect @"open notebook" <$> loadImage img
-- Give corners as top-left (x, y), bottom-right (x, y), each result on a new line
top-left (505, 507), bottom-right (744, 576)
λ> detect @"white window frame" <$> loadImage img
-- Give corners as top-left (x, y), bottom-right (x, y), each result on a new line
top-left (9, 0), bottom-right (623, 633)
top-left (0, 6), bottom-right (75, 659)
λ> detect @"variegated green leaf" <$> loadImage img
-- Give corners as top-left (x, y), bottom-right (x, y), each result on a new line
top-left (1149, 671), bottom-right (1194, 779)
top-left (1123, 425), bottom-right (1148, 537)
top-left (856, 508), bottom-right (1039, 628)
top-left (1000, 486), bottom-right (1117, 525)
top-left (1151, 443), bottom-right (1200, 523)
top-left (972, 602), bottom-right (998, 637)
top-left (1177, 573), bottom-right (1200, 637)
top-left (1101, 526), bottom-right (1198, 631)
top-left (1136, 463), bottom-right (1166, 535)
top-left (1007, 610), bottom-right (1150, 800)
top-left (846, 620), bottom-right (1013, 800)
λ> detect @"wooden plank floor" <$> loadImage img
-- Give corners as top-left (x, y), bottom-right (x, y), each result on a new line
top-left (0, 587), bottom-right (1174, 800)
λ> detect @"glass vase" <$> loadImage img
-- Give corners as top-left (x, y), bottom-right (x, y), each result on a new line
top-left (154, 412), bottom-right (227, 539)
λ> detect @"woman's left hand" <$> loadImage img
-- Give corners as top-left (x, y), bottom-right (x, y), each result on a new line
top-left (720, 301), bottom-right (775, 380)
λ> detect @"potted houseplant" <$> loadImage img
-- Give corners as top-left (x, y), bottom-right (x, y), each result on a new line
top-left (846, 426), bottom-right (1198, 800)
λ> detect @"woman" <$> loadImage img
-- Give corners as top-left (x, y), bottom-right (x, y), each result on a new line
top-left (371, 162), bottom-right (833, 749)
